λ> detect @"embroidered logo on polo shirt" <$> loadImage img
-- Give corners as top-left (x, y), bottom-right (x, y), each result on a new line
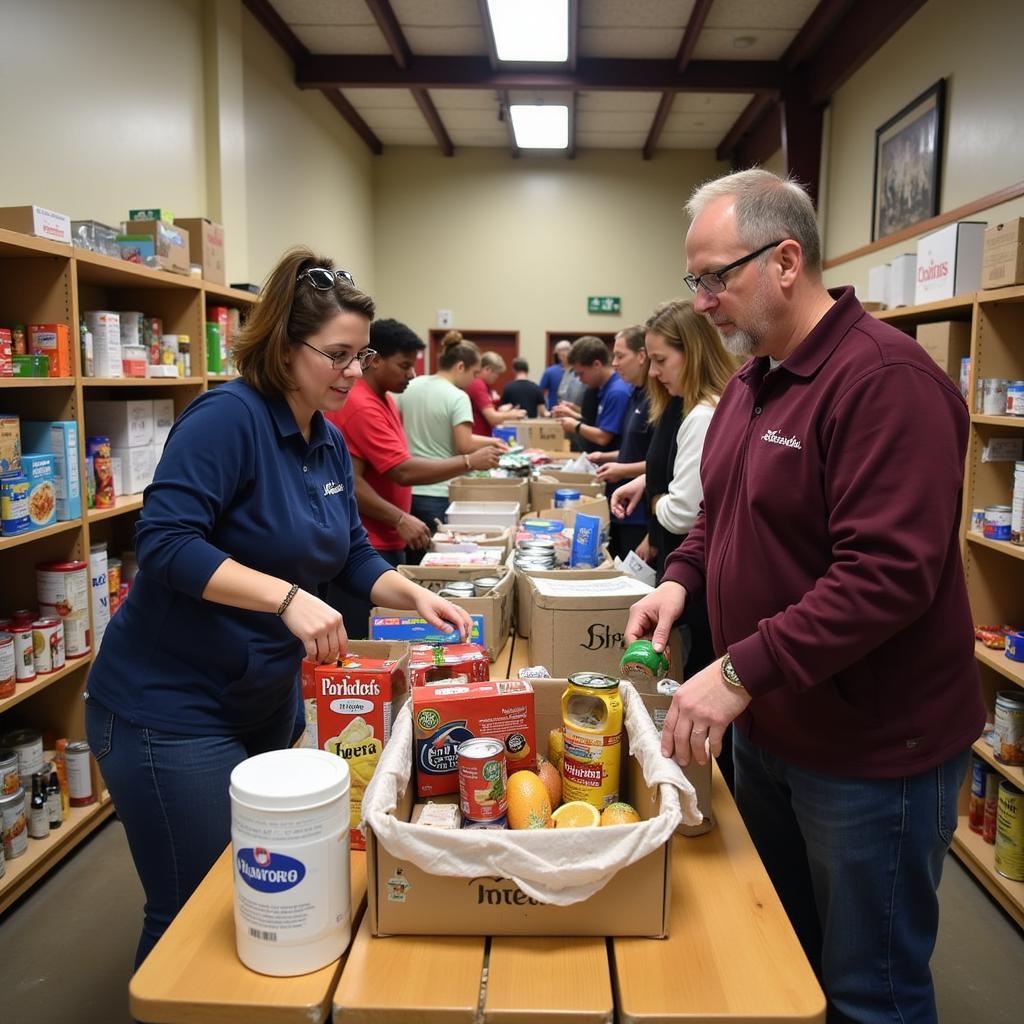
top-left (761, 429), bottom-right (803, 450)
top-left (323, 481), bottom-right (345, 496)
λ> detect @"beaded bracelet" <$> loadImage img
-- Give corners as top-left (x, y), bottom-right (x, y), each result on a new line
top-left (276, 583), bottom-right (300, 617)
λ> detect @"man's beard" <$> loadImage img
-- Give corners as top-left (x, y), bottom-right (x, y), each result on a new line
top-left (720, 326), bottom-right (760, 360)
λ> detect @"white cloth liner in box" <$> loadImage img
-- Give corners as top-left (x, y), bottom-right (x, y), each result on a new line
top-left (361, 680), bottom-right (702, 906)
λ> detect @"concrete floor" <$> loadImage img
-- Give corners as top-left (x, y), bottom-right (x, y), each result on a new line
top-left (1, 817), bottom-right (1022, 1023)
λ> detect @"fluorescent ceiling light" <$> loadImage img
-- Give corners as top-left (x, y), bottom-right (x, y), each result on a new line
top-left (509, 105), bottom-right (569, 149)
top-left (487, 0), bottom-right (568, 62)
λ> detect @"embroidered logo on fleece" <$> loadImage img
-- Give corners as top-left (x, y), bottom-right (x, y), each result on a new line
top-left (323, 481), bottom-right (345, 495)
top-left (761, 429), bottom-right (803, 450)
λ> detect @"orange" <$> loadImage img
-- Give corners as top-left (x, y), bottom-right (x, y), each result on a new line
top-left (600, 802), bottom-right (640, 826)
top-left (506, 770), bottom-right (553, 830)
top-left (551, 801), bottom-right (601, 828)
top-left (536, 759), bottom-right (562, 811)
top-left (547, 727), bottom-right (565, 771)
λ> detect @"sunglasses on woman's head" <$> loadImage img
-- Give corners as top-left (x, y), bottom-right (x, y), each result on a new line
top-left (296, 267), bottom-right (356, 290)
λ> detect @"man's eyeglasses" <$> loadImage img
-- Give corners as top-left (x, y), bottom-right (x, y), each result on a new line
top-left (297, 267), bottom-right (356, 290)
top-left (301, 342), bottom-right (377, 371)
top-left (683, 240), bottom-right (784, 296)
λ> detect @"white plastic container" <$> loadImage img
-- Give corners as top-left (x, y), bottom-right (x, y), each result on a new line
top-left (229, 749), bottom-right (351, 976)
top-left (445, 500), bottom-right (521, 530)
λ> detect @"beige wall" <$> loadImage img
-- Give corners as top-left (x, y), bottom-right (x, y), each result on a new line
top-left (822, 0), bottom-right (1024, 292)
top-left (372, 148), bottom-right (726, 369)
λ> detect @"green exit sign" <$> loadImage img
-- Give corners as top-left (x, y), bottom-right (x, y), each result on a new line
top-left (587, 295), bottom-right (621, 314)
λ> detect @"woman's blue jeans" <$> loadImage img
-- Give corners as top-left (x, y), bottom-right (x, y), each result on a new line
top-left (85, 696), bottom-right (301, 968)
top-left (733, 729), bottom-right (969, 1024)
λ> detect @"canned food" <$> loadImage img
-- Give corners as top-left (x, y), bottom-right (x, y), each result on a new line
top-left (994, 690), bottom-right (1024, 765)
top-left (619, 639), bottom-right (669, 684)
top-left (0, 631), bottom-right (14, 698)
top-left (0, 787), bottom-right (28, 860)
top-left (8, 623), bottom-right (36, 683)
top-left (994, 781), bottom-right (1023, 881)
top-left (107, 557), bottom-right (122, 616)
top-left (984, 505), bottom-right (1012, 542)
top-left (444, 581), bottom-right (476, 597)
top-left (520, 518), bottom-right (564, 535)
top-left (437, 587), bottom-right (470, 599)
top-left (463, 814), bottom-right (508, 829)
top-left (981, 378), bottom-right (1010, 416)
top-left (471, 576), bottom-right (501, 596)
top-left (970, 508), bottom-right (987, 534)
top-left (2, 729), bottom-right (44, 780)
top-left (0, 749), bottom-right (19, 796)
top-left (64, 740), bottom-right (95, 807)
top-left (553, 488), bottom-right (581, 508)
top-left (562, 673), bottom-right (623, 810)
top-left (32, 617), bottom-right (65, 673)
top-left (11, 609), bottom-right (36, 626)
top-left (968, 756), bottom-right (994, 834)
top-left (36, 559), bottom-right (90, 657)
top-left (1007, 381), bottom-right (1024, 416)
top-left (458, 737), bottom-right (508, 825)
top-left (0, 473), bottom-right (31, 536)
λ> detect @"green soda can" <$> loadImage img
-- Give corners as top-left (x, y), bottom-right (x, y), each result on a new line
top-left (619, 639), bottom-right (669, 683)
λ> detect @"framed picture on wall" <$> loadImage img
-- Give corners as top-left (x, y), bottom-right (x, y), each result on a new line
top-left (871, 80), bottom-right (946, 241)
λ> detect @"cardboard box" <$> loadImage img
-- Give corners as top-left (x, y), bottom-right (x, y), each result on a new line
top-left (19, 421), bottom-right (81, 521)
top-left (111, 444), bottom-right (155, 495)
top-left (982, 218), bottom-right (1024, 289)
top-left (512, 562), bottom-right (614, 639)
top-left (0, 205), bottom-right (71, 244)
top-left (85, 399), bottom-right (154, 448)
top-left (511, 418), bottom-right (571, 451)
top-left (534, 495), bottom-right (611, 528)
top-left (888, 253), bottom-right (917, 308)
top-left (914, 221), bottom-right (986, 305)
top-left (176, 217), bottom-right (225, 285)
top-left (300, 641), bottom-right (410, 850)
top-left (152, 398), bottom-right (175, 448)
top-left (20, 453), bottom-right (57, 529)
top-left (129, 208), bottom-right (174, 223)
top-left (123, 219), bottom-right (190, 275)
top-left (916, 321), bottom-right (971, 381)
top-left (0, 413), bottom-right (22, 475)
top-left (396, 565), bottom-right (515, 661)
top-left (370, 612), bottom-right (486, 648)
top-left (431, 525), bottom-right (512, 559)
top-left (447, 475), bottom-right (530, 513)
top-left (527, 574), bottom-right (683, 681)
top-left (0, 328), bottom-right (11, 377)
top-left (366, 678), bottom-right (673, 937)
top-left (867, 263), bottom-right (889, 308)
top-left (445, 500), bottom-right (521, 531)
top-left (529, 471), bottom-right (605, 512)
top-left (408, 643), bottom-right (490, 688)
top-left (27, 323), bottom-right (71, 377)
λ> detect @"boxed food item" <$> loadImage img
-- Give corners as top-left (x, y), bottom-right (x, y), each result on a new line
top-left (914, 221), bottom-right (986, 305)
top-left (0, 205), bottom-right (71, 244)
top-left (447, 475), bottom-right (530, 513)
top-left (175, 218), bottom-right (225, 285)
top-left (370, 612), bottom-right (485, 648)
top-left (396, 565), bottom-right (514, 661)
top-left (982, 218), bottom-right (1024, 289)
top-left (916, 321), bottom-right (971, 381)
top-left (0, 413), bottom-right (21, 474)
top-left (110, 445), bottom-right (155, 495)
top-left (411, 679), bottom-right (537, 796)
top-left (300, 641), bottom-right (410, 850)
top-left (529, 471), bottom-right (605, 512)
top-left (71, 220), bottom-right (119, 257)
top-left (85, 399), bottom-right (154, 448)
top-left (28, 323), bottom-right (71, 377)
top-left (19, 421), bottom-right (81, 520)
top-left (0, 328), bottom-right (10, 377)
top-left (19, 453), bottom-right (57, 529)
top-left (408, 642), bottom-right (490, 688)
top-left (364, 678), bottom-right (702, 937)
top-left (83, 311), bottom-right (123, 378)
top-left (128, 208), bottom-right (174, 223)
top-left (121, 220), bottom-right (190, 275)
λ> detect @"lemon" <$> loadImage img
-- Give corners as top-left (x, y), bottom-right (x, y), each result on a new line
top-left (550, 800), bottom-right (600, 828)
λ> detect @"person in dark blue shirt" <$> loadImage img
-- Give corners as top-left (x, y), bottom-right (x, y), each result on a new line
top-left (553, 335), bottom-right (631, 455)
top-left (539, 339), bottom-right (571, 411)
top-left (85, 247), bottom-right (471, 967)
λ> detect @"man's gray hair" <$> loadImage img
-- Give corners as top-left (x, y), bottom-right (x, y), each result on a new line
top-left (686, 169), bottom-right (822, 274)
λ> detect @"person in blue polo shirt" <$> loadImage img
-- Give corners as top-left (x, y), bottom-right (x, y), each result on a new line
top-left (554, 335), bottom-right (632, 457)
top-left (84, 247), bottom-right (471, 968)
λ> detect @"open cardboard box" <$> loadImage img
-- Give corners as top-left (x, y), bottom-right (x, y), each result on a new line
top-left (530, 471), bottom-right (605, 512)
top-left (394, 564), bottom-right (514, 661)
top-left (447, 475), bottom-right (529, 513)
top-left (365, 678), bottom-right (680, 937)
top-left (534, 494), bottom-right (611, 527)
top-left (431, 525), bottom-right (512, 559)
top-left (511, 418), bottom-right (571, 451)
top-left (512, 563), bottom-right (615, 639)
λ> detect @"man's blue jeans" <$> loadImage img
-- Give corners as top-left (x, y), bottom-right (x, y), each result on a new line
top-left (85, 696), bottom-right (300, 968)
top-left (733, 729), bottom-right (968, 1024)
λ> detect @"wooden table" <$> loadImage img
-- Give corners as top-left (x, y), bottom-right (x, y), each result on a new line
top-left (130, 636), bottom-right (825, 1023)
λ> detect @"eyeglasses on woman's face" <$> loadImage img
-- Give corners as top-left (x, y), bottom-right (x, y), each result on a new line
top-left (683, 241), bottom-right (784, 296)
top-left (300, 342), bottom-right (377, 372)
top-left (296, 267), bottom-right (356, 290)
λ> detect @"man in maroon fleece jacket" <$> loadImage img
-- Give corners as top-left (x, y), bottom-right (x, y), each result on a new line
top-left (627, 170), bottom-right (983, 1024)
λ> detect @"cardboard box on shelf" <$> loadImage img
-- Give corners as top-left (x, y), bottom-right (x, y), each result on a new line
top-left (914, 221), bottom-right (986, 305)
top-left (888, 253), bottom-right (917, 308)
top-left (527, 574), bottom-right (683, 680)
top-left (85, 399), bottom-right (154, 449)
top-left (27, 323), bottom-right (71, 377)
top-left (447, 475), bottom-right (529, 513)
top-left (19, 421), bottom-right (81, 521)
top-left (0, 205), bottom-right (71, 244)
top-left (0, 413), bottom-right (22, 475)
top-left (396, 565), bottom-right (514, 661)
top-left (122, 219), bottom-right (190, 275)
top-left (111, 444), bottom-right (155, 495)
top-left (175, 217), bottom-right (225, 285)
top-left (867, 263), bottom-right (889, 308)
top-left (152, 399), bottom-right (175, 448)
top-left (916, 321), bottom-right (971, 381)
top-left (128, 208), bottom-right (174, 223)
top-left (366, 678), bottom-right (677, 937)
top-left (529, 471), bottom-right (605, 512)
top-left (20, 453), bottom-right (57, 530)
top-left (982, 218), bottom-right (1024, 289)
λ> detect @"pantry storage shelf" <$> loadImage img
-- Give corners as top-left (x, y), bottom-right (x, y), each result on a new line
top-left (87, 494), bottom-right (144, 522)
top-left (970, 414), bottom-right (1024, 427)
top-left (0, 654), bottom-right (92, 715)
top-left (0, 518), bottom-right (82, 552)
top-left (874, 294), bottom-right (974, 325)
top-left (974, 641), bottom-right (1024, 689)
top-left (971, 738), bottom-right (1024, 790)
top-left (0, 378), bottom-right (76, 389)
top-left (966, 532), bottom-right (1024, 562)
top-left (951, 816), bottom-right (1024, 930)
top-left (81, 377), bottom-right (204, 387)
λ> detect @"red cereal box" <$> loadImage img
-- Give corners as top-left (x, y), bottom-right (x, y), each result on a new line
top-left (409, 642), bottom-right (490, 688)
top-left (412, 680), bottom-right (536, 797)
top-left (0, 328), bottom-right (12, 377)
top-left (301, 641), bottom-right (409, 850)
top-left (27, 323), bottom-right (71, 377)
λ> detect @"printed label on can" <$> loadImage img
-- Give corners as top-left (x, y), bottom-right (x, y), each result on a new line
top-left (458, 737), bottom-right (508, 823)
top-left (37, 562), bottom-right (90, 656)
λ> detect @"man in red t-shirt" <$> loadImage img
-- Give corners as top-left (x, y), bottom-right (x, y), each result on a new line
top-left (326, 319), bottom-right (502, 637)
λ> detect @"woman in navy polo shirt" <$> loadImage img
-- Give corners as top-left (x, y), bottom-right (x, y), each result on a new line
top-left (85, 247), bottom-right (471, 967)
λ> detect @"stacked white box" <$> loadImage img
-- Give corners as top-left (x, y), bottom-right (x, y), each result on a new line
top-left (888, 254), bottom-right (917, 308)
top-left (86, 399), bottom-right (156, 495)
top-left (111, 445), bottom-right (155, 495)
top-left (914, 222), bottom-right (986, 305)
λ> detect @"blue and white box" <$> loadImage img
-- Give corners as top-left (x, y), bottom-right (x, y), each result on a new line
top-left (20, 420), bottom-right (81, 520)
top-left (19, 452), bottom-right (57, 530)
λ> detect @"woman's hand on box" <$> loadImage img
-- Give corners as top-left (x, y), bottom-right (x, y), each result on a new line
top-left (412, 586), bottom-right (474, 642)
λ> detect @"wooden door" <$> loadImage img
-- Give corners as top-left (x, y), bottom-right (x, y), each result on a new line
top-left (427, 328), bottom-right (520, 395)
top-left (544, 331), bottom-right (617, 367)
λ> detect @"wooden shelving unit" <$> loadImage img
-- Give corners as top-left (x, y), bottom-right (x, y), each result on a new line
top-left (879, 286), bottom-right (1024, 929)
top-left (0, 227), bottom-right (257, 910)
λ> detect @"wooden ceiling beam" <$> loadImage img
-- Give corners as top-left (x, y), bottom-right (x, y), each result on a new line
top-left (733, 102), bottom-right (781, 170)
top-left (567, 91), bottom-right (577, 160)
top-left (412, 88), bottom-right (455, 157)
top-left (497, 91), bottom-right (520, 158)
top-left (676, 0), bottom-right (715, 73)
top-left (716, 93), bottom-right (778, 160)
top-left (475, 0), bottom-right (500, 70)
top-left (296, 55), bottom-right (782, 93)
top-left (364, 0), bottom-right (412, 69)
top-left (643, 92), bottom-right (676, 162)
top-left (568, 0), bottom-right (579, 72)
top-left (321, 90), bottom-right (384, 155)
top-left (781, 0), bottom-right (855, 69)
